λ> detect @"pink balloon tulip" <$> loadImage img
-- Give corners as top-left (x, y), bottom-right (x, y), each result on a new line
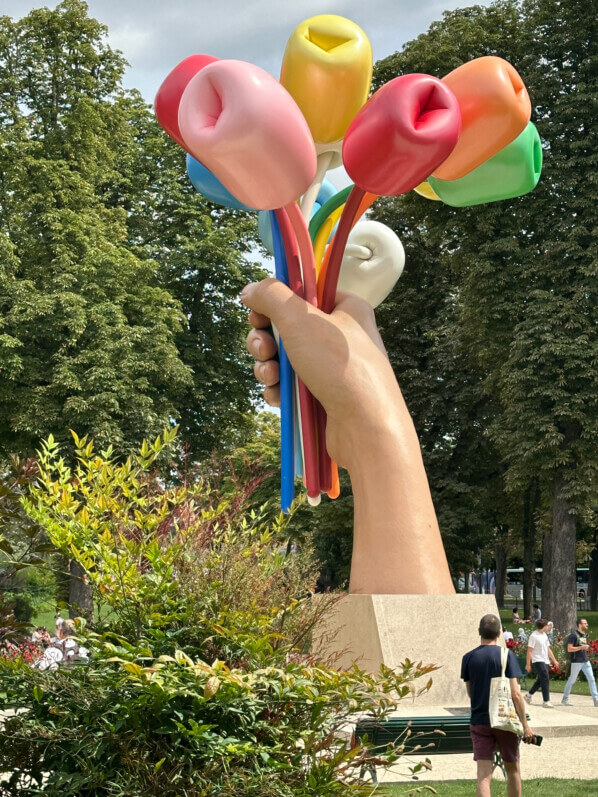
top-left (342, 74), bottom-right (461, 196)
top-left (154, 54), bottom-right (218, 149)
top-left (178, 60), bottom-right (317, 210)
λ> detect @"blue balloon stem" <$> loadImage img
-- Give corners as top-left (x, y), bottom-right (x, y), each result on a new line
top-left (269, 211), bottom-right (295, 512)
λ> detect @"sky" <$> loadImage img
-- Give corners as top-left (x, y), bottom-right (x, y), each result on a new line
top-left (4, 0), bottom-right (491, 101)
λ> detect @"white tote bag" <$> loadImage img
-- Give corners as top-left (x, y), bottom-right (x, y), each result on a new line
top-left (489, 647), bottom-right (524, 735)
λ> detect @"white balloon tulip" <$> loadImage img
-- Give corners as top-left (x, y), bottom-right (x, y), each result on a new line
top-left (337, 220), bottom-right (405, 308)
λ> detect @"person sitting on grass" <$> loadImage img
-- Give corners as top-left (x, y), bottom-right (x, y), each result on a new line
top-left (32, 618), bottom-right (89, 671)
top-left (31, 626), bottom-right (51, 647)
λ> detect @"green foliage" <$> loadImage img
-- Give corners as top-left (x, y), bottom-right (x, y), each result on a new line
top-left (1, 654), bottom-right (430, 796)
top-left (0, 1), bottom-right (190, 458)
top-left (371, 0), bottom-right (598, 615)
top-left (0, 432), bottom-right (436, 794)
top-left (0, 0), bottom-right (264, 462)
top-left (0, 456), bottom-right (53, 638)
top-left (8, 592), bottom-right (34, 622)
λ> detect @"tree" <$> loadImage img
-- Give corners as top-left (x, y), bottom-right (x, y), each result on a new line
top-left (0, 0), bottom-right (268, 615)
top-left (0, 2), bottom-right (191, 458)
top-left (372, 0), bottom-right (598, 630)
top-left (106, 92), bottom-right (266, 458)
top-left (0, 0), bottom-right (264, 464)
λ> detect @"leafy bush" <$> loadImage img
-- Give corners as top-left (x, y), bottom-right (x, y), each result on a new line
top-left (9, 592), bottom-right (35, 623)
top-left (1, 456), bottom-right (53, 642)
top-left (0, 432), bottom-right (436, 795)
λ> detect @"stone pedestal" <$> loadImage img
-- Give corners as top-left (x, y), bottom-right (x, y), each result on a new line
top-left (314, 593), bottom-right (502, 707)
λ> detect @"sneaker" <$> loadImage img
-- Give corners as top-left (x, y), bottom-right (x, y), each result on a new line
top-left (594, 700), bottom-right (598, 707)
top-left (561, 699), bottom-right (573, 706)
top-left (543, 701), bottom-right (554, 708)
top-left (524, 693), bottom-right (533, 704)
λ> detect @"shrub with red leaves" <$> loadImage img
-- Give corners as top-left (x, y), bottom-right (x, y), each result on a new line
top-left (0, 639), bottom-right (42, 665)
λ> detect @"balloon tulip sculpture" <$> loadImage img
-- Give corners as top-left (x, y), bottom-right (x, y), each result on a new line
top-left (155, 14), bottom-right (542, 512)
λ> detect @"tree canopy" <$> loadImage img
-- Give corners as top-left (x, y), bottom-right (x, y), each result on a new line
top-left (0, 0), bottom-right (262, 461)
top-left (372, 0), bottom-right (597, 628)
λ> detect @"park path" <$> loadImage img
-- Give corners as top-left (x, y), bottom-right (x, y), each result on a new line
top-left (378, 694), bottom-right (598, 783)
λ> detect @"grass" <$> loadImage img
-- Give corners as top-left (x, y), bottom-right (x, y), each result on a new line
top-left (30, 607), bottom-right (57, 631)
top-left (498, 607), bottom-right (598, 632)
top-left (379, 778), bottom-right (598, 795)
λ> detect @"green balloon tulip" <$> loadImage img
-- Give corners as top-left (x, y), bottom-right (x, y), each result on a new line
top-left (429, 122), bottom-right (542, 207)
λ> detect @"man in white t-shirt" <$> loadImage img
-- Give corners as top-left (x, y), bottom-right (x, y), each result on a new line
top-left (524, 618), bottom-right (560, 707)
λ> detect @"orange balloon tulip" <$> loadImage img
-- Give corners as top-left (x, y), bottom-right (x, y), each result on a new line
top-left (433, 56), bottom-right (531, 181)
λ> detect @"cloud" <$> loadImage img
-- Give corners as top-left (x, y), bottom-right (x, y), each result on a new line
top-left (5, 0), bottom-right (490, 100)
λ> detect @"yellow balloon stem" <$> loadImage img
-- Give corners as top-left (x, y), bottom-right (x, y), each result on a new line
top-left (314, 205), bottom-right (344, 275)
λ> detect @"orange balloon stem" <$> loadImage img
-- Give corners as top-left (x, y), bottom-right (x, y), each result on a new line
top-left (327, 461), bottom-right (340, 500)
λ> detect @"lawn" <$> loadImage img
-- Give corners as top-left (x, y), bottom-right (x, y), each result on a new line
top-left (30, 607), bottom-right (57, 631)
top-left (380, 778), bottom-right (598, 795)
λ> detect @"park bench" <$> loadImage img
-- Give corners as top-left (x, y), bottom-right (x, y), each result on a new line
top-left (516, 654), bottom-right (530, 688)
top-left (354, 714), bottom-right (506, 783)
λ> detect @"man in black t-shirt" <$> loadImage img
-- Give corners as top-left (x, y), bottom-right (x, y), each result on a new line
top-left (461, 614), bottom-right (534, 797)
top-left (561, 617), bottom-right (598, 706)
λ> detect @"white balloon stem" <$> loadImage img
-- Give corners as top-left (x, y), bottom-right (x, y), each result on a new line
top-left (300, 151), bottom-right (333, 222)
top-left (294, 374), bottom-right (306, 487)
top-left (307, 494), bottom-right (322, 507)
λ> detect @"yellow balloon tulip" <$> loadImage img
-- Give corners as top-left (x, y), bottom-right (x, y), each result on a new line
top-left (280, 14), bottom-right (372, 144)
top-left (413, 181), bottom-right (441, 201)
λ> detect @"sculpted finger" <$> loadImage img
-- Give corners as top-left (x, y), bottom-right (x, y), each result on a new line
top-left (246, 328), bottom-right (278, 361)
top-left (254, 359), bottom-right (280, 387)
top-left (263, 385), bottom-right (280, 407)
top-left (248, 309), bottom-right (272, 330)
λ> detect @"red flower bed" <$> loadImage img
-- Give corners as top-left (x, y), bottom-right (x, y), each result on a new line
top-left (0, 639), bottom-right (42, 665)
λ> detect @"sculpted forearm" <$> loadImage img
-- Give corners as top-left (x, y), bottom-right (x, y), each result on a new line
top-left (242, 278), bottom-right (455, 595)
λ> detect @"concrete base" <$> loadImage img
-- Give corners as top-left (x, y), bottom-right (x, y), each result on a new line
top-left (314, 593), bottom-right (501, 707)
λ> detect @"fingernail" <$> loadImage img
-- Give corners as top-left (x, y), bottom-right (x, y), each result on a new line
top-left (249, 334), bottom-right (263, 357)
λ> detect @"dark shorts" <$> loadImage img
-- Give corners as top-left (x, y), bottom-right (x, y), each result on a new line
top-left (470, 724), bottom-right (520, 763)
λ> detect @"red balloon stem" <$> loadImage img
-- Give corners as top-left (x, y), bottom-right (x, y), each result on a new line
top-left (274, 208), bottom-right (320, 500)
top-left (320, 185), bottom-right (366, 314)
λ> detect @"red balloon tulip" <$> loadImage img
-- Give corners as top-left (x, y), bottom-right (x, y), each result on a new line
top-left (154, 54), bottom-right (218, 149)
top-left (342, 74), bottom-right (461, 196)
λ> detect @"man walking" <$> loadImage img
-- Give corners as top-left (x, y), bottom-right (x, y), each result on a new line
top-left (462, 614), bottom-right (534, 797)
top-left (524, 618), bottom-right (559, 707)
top-left (561, 618), bottom-right (598, 707)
